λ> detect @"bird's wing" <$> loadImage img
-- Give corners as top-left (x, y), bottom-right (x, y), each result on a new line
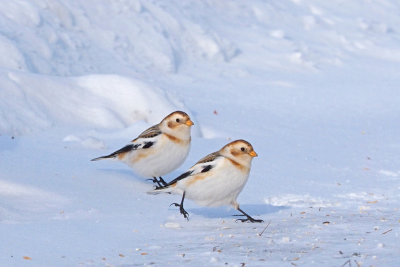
top-left (132, 124), bottom-right (162, 141)
top-left (195, 152), bottom-right (220, 164)
top-left (159, 151), bottom-right (222, 187)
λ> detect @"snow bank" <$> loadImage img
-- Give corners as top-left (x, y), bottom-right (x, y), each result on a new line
top-left (4, 0), bottom-right (399, 78)
top-left (2, 0), bottom-right (400, 136)
top-left (0, 72), bottom-right (176, 135)
top-left (0, 0), bottom-right (240, 76)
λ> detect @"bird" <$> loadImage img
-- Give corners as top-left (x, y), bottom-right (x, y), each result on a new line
top-left (91, 111), bottom-right (194, 186)
top-left (150, 139), bottom-right (263, 223)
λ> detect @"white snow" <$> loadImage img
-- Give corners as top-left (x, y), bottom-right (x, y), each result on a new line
top-left (1, 0), bottom-right (400, 266)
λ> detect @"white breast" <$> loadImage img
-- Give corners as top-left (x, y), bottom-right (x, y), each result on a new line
top-left (179, 158), bottom-right (250, 207)
top-left (122, 135), bottom-right (190, 178)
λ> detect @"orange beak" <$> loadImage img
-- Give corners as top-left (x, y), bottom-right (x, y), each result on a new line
top-left (185, 120), bottom-right (194, 126)
top-left (249, 150), bottom-right (258, 157)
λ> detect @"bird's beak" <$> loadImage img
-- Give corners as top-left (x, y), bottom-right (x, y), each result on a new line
top-left (185, 120), bottom-right (194, 126)
top-left (249, 150), bottom-right (258, 157)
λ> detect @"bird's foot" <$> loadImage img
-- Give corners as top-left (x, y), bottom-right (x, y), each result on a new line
top-left (158, 177), bottom-right (168, 186)
top-left (148, 177), bottom-right (164, 187)
top-left (170, 202), bottom-right (189, 220)
top-left (233, 214), bottom-right (263, 223)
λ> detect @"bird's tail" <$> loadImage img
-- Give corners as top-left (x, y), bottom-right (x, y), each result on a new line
top-left (91, 144), bottom-right (135, 161)
top-left (90, 154), bottom-right (115, 161)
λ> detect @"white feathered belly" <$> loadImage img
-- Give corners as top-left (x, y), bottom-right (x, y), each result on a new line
top-left (182, 163), bottom-right (250, 207)
top-left (123, 136), bottom-right (190, 178)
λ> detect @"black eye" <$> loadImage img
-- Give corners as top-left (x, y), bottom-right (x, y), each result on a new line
top-left (176, 118), bottom-right (180, 123)
top-left (241, 147), bottom-right (245, 152)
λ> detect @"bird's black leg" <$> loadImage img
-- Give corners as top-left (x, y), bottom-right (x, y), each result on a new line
top-left (149, 177), bottom-right (163, 187)
top-left (158, 177), bottom-right (168, 186)
top-left (169, 192), bottom-right (189, 220)
top-left (235, 207), bottom-right (263, 223)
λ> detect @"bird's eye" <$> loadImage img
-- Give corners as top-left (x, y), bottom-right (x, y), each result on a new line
top-left (241, 147), bottom-right (245, 152)
top-left (176, 118), bottom-right (180, 123)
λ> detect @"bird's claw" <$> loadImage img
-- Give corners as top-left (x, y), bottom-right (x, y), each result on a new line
top-left (169, 202), bottom-right (189, 220)
top-left (233, 214), bottom-right (263, 223)
top-left (149, 177), bottom-right (165, 187)
top-left (158, 177), bottom-right (168, 186)
top-left (235, 218), bottom-right (264, 223)
top-left (180, 207), bottom-right (189, 220)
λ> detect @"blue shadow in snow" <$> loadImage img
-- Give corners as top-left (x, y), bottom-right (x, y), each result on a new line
top-left (95, 167), bottom-right (134, 176)
top-left (188, 204), bottom-right (287, 219)
top-left (93, 167), bottom-right (146, 181)
top-left (92, 167), bottom-right (186, 184)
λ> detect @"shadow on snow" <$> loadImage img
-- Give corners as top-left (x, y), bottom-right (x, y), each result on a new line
top-left (188, 204), bottom-right (287, 219)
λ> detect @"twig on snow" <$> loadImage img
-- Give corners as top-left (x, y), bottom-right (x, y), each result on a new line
top-left (340, 259), bottom-right (351, 267)
top-left (257, 221), bottom-right (271, 236)
top-left (382, 229), bottom-right (392, 235)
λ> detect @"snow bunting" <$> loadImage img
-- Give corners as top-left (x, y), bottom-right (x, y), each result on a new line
top-left (150, 139), bottom-right (263, 223)
top-left (91, 111), bottom-right (194, 186)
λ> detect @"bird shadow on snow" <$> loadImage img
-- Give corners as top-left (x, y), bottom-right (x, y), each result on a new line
top-left (188, 204), bottom-right (287, 219)
top-left (92, 167), bottom-right (160, 189)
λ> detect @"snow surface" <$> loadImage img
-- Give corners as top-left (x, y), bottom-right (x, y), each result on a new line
top-left (1, 0), bottom-right (400, 266)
